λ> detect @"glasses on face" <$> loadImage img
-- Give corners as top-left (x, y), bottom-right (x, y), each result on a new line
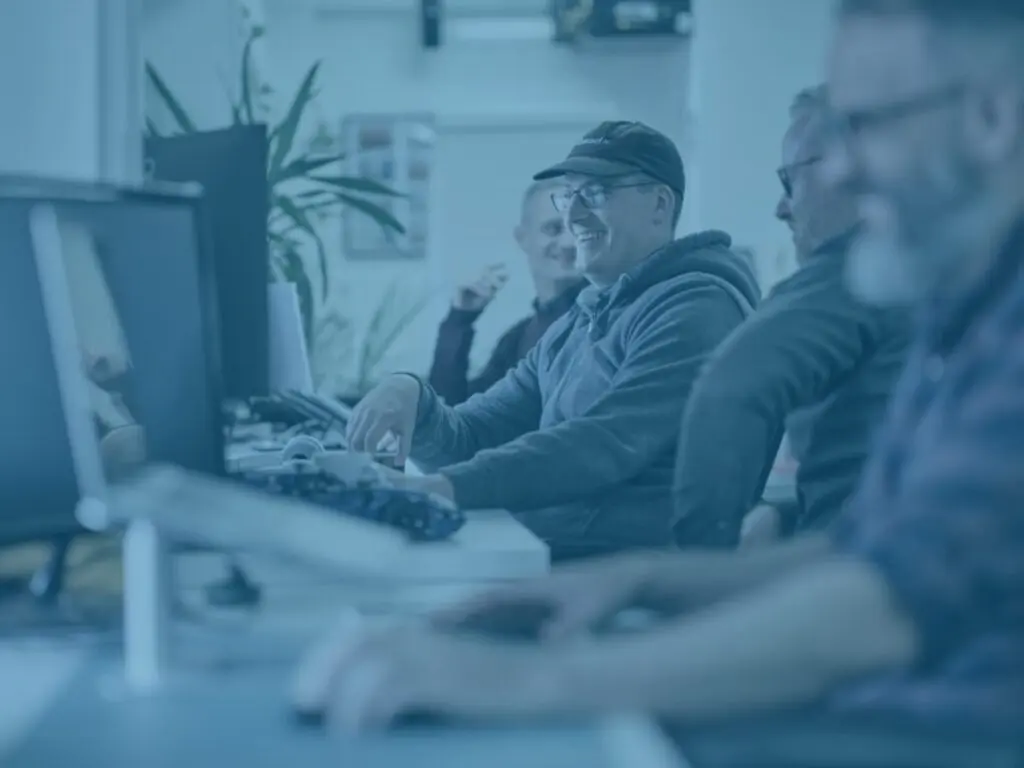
top-left (832, 84), bottom-right (966, 141)
top-left (777, 156), bottom-right (823, 198)
top-left (550, 179), bottom-right (656, 213)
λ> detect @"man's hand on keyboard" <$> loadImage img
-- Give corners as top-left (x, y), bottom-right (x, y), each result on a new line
top-left (376, 465), bottom-right (456, 506)
top-left (346, 375), bottom-right (420, 462)
top-left (290, 612), bottom-right (566, 732)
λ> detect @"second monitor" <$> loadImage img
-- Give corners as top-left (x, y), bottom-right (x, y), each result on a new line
top-left (145, 124), bottom-right (270, 401)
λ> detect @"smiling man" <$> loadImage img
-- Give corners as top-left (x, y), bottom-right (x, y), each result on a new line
top-left (307, 0), bottom-right (1024, 733)
top-left (347, 121), bottom-right (759, 558)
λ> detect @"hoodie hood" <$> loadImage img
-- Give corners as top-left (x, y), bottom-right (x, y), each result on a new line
top-left (577, 230), bottom-right (761, 321)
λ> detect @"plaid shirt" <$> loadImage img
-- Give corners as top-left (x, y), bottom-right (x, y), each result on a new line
top-left (829, 228), bottom-right (1024, 727)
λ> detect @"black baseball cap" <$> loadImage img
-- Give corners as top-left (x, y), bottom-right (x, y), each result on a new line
top-left (533, 121), bottom-right (685, 197)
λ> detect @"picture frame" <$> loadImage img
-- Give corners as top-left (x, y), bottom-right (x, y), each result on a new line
top-left (340, 113), bottom-right (435, 261)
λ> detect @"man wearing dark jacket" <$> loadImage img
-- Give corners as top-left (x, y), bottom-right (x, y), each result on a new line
top-left (348, 121), bottom-right (759, 559)
top-left (672, 85), bottom-right (912, 549)
top-left (427, 180), bottom-right (585, 405)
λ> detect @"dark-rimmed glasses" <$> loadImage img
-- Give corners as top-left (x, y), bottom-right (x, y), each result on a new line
top-left (832, 84), bottom-right (966, 140)
top-left (551, 179), bottom-right (657, 213)
top-left (777, 156), bottom-right (823, 198)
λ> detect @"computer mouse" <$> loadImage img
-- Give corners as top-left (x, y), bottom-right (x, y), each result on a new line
top-left (281, 434), bottom-right (325, 461)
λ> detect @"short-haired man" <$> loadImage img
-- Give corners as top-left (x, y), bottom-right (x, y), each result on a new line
top-left (672, 85), bottom-right (912, 549)
top-left (304, 1), bottom-right (1024, 732)
top-left (427, 180), bottom-right (584, 405)
top-left (348, 121), bottom-right (759, 559)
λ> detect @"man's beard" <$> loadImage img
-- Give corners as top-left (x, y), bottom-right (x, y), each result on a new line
top-left (846, 151), bottom-right (984, 308)
top-left (846, 228), bottom-right (924, 306)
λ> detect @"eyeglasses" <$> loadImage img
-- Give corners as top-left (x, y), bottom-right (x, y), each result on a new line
top-left (777, 156), bottom-right (822, 198)
top-left (832, 84), bottom-right (965, 140)
top-left (550, 179), bottom-right (656, 213)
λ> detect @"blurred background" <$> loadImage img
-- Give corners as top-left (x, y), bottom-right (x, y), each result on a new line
top-left (1, 0), bottom-right (835, 400)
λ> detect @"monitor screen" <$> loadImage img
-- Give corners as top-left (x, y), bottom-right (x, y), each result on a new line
top-left (145, 125), bottom-right (270, 400)
top-left (0, 180), bottom-right (225, 544)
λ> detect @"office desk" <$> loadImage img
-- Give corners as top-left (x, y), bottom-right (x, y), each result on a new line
top-left (393, 508), bottom-right (549, 582)
top-left (177, 505), bottom-right (548, 619)
top-left (0, 636), bottom-right (682, 768)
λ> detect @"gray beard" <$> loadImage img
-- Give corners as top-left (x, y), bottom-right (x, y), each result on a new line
top-left (845, 229), bottom-right (926, 307)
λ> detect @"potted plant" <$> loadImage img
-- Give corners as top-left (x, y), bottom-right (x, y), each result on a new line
top-left (145, 27), bottom-right (404, 347)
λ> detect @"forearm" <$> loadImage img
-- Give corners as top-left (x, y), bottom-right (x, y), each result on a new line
top-left (409, 362), bottom-right (542, 472)
top-left (409, 383), bottom-right (482, 469)
top-left (633, 533), bottom-right (833, 613)
top-left (558, 556), bottom-right (917, 720)
top-left (427, 311), bottom-right (479, 406)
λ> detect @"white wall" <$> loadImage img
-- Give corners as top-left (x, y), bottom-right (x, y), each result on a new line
top-left (688, 0), bottom-right (837, 287)
top-left (0, 0), bottom-right (144, 183)
top-left (142, 0), bottom-right (249, 133)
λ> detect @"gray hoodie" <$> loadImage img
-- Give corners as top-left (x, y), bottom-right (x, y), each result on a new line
top-left (410, 231), bottom-right (761, 552)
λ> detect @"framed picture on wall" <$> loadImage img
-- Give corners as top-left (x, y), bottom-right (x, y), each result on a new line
top-left (340, 113), bottom-right (435, 260)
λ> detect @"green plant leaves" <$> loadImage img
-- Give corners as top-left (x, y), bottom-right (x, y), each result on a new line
top-left (145, 63), bottom-right (197, 134)
top-left (145, 53), bottom-right (417, 367)
top-left (309, 175), bottom-right (405, 198)
top-left (270, 154), bottom-right (345, 187)
top-left (333, 192), bottom-right (406, 234)
top-left (268, 61), bottom-right (321, 185)
top-left (274, 194), bottom-right (330, 299)
top-left (240, 28), bottom-right (262, 125)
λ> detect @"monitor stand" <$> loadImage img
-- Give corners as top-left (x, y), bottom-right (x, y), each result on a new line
top-left (0, 538), bottom-right (121, 639)
top-left (29, 536), bottom-right (72, 603)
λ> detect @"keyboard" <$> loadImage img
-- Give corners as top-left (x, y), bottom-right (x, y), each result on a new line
top-left (237, 464), bottom-right (465, 543)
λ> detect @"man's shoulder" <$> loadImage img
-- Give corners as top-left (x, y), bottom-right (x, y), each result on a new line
top-left (763, 252), bottom-right (914, 339)
top-left (764, 252), bottom-right (855, 309)
top-left (633, 268), bottom-right (755, 320)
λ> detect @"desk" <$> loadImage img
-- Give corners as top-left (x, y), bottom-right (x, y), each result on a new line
top-left (0, 634), bottom-right (682, 768)
top-left (170, 517), bottom-right (544, 631)
top-left (396, 508), bottom-right (548, 582)
top-left (219, 446), bottom-right (548, 582)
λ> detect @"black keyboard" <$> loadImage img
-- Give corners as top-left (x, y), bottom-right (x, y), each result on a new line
top-left (236, 465), bottom-right (465, 542)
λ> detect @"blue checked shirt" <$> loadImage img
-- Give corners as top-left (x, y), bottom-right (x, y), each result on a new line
top-left (829, 229), bottom-right (1024, 727)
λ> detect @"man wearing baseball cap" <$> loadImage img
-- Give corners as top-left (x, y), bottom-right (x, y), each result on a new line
top-left (347, 121), bottom-right (760, 559)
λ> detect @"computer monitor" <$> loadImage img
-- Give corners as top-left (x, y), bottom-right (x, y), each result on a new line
top-left (144, 125), bottom-right (270, 400)
top-left (0, 177), bottom-right (225, 548)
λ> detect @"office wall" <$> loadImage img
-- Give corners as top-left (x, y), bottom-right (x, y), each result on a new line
top-left (688, 0), bottom-right (838, 287)
top-left (0, 0), bottom-right (143, 183)
top-left (142, 0), bottom-right (250, 133)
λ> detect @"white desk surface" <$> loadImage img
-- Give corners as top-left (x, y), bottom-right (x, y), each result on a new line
top-left (395, 507), bottom-right (549, 582)
top-left (0, 614), bottom-right (680, 768)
